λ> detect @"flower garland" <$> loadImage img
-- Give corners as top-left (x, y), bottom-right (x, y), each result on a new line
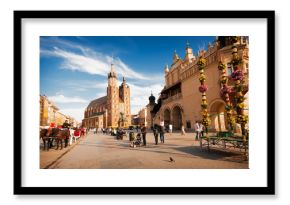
top-left (231, 70), bottom-right (244, 81)
top-left (218, 61), bottom-right (235, 130)
top-left (230, 36), bottom-right (248, 147)
top-left (198, 56), bottom-right (211, 131)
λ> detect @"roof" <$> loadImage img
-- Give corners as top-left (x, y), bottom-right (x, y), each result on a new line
top-left (89, 111), bottom-right (105, 118)
top-left (87, 96), bottom-right (107, 108)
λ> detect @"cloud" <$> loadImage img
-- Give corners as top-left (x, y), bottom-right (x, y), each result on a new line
top-left (41, 38), bottom-right (166, 120)
top-left (59, 107), bottom-right (86, 122)
top-left (48, 94), bottom-right (88, 104)
top-left (62, 80), bottom-right (108, 92)
top-left (128, 83), bottom-right (164, 114)
top-left (41, 38), bottom-right (149, 80)
top-left (95, 92), bottom-right (107, 99)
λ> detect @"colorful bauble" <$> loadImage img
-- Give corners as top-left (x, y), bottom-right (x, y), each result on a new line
top-left (218, 62), bottom-right (226, 71)
top-left (199, 84), bottom-right (208, 93)
top-left (197, 57), bottom-right (206, 70)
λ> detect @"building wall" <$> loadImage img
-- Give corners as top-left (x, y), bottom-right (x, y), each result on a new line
top-left (55, 111), bottom-right (67, 126)
top-left (146, 103), bottom-right (155, 128)
top-left (40, 95), bottom-right (79, 128)
top-left (138, 107), bottom-right (147, 126)
top-left (40, 95), bottom-right (59, 126)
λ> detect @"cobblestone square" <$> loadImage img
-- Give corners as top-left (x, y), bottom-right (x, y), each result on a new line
top-left (40, 131), bottom-right (248, 169)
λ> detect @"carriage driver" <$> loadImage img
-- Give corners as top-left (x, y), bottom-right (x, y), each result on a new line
top-left (62, 120), bottom-right (71, 130)
top-left (62, 120), bottom-right (71, 147)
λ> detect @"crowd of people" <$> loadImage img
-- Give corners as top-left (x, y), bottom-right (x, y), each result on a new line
top-left (95, 122), bottom-right (200, 148)
top-left (44, 120), bottom-right (206, 149)
top-left (40, 117), bottom-right (209, 152)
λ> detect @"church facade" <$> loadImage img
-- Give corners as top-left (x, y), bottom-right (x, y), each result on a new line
top-left (82, 64), bottom-right (131, 129)
top-left (147, 36), bottom-right (249, 132)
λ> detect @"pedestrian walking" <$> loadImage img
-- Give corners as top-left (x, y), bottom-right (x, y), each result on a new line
top-left (160, 125), bottom-right (165, 143)
top-left (153, 124), bottom-right (159, 145)
top-left (181, 123), bottom-right (186, 135)
top-left (169, 123), bottom-right (173, 135)
top-left (141, 124), bottom-right (147, 146)
top-left (199, 122), bottom-right (205, 137)
top-left (194, 121), bottom-right (201, 140)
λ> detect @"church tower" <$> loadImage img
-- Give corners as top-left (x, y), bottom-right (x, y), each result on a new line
top-left (107, 63), bottom-right (119, 127)
top-left (146, 92), bottom-right (156, 128)
top-left (119, 77), bottom-right (131, 126)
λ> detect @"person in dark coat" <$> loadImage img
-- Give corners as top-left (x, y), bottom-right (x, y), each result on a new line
top-left (153, 124), bottom-right (159, 145)
top-left (141, 124), bottom-right (147, 146)
top-left (62, 120), bottom-right (71, 129)
top-left (62, 120), bottom-right (71, 147)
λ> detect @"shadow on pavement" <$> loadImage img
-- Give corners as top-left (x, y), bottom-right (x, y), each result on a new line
top-left (174, 146), bottom-right (248, 164)
top-left (78, 140), bottom-right (247, 164)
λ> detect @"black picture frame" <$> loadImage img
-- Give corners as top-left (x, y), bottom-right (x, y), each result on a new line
top-left (14, 10), bottom-right (275, 195)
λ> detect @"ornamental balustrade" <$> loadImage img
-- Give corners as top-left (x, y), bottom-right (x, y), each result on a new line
top-left (162, 93), bottom-right (183, 104)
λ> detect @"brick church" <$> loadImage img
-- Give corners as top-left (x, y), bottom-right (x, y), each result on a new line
top-left (82, 63), bottom-right (131, 128)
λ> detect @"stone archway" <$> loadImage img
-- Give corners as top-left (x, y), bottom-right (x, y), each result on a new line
top-left (164, 108), bottom-right (171, 127)
top-left (172, 106), bottom-right (182, 130)
top-left (209, 100), bottom-right (226, 131)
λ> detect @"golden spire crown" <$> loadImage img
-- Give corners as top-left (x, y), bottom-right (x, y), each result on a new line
top-left (165, 64), bottom-right (169, 73)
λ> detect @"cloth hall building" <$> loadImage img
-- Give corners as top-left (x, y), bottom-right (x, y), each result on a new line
top-left (146, 37), bottom-right (249, 132)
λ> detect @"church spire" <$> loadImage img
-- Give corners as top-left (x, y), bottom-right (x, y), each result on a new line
top-left (108, 62), bottom-right (117, 79)
top-left (111, 63), bottom-right (115, 72)
top-left (186, 41), bottom-right (190, 49)
top-left (122, 76), bottom-right (127, 85)
top-left (165, 64), bottom-right (169, 73)
top-left (173, 50), bottom-right (180, 63)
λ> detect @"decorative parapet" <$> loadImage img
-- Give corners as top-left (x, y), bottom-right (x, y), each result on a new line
top-left (162, 93), bottom-right (183, 104)
top-left (180, 52), bottom-right (218, 81)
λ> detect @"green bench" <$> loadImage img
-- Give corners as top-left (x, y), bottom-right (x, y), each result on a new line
top-left (200, 131), bottom-right (248, 152)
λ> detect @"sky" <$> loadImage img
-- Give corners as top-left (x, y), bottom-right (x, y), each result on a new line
top-left (40, 36), bottom-right (215, 122)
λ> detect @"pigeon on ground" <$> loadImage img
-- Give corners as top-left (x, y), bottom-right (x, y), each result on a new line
top-left (169, 157), bottom-right (175, 162)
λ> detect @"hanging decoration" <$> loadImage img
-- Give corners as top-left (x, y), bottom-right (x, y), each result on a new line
top-left (218, 60), bottom-right (235, 131)
top-left (197, 55), bottom-right (211, 135)
top-left (230, 36), bottom-right (249, 149)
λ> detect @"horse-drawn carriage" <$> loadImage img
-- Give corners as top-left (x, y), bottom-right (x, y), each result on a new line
top-left (40, 124), bottom-right (86, 151)
top-left (40, 127), bottom-right (70, 150)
